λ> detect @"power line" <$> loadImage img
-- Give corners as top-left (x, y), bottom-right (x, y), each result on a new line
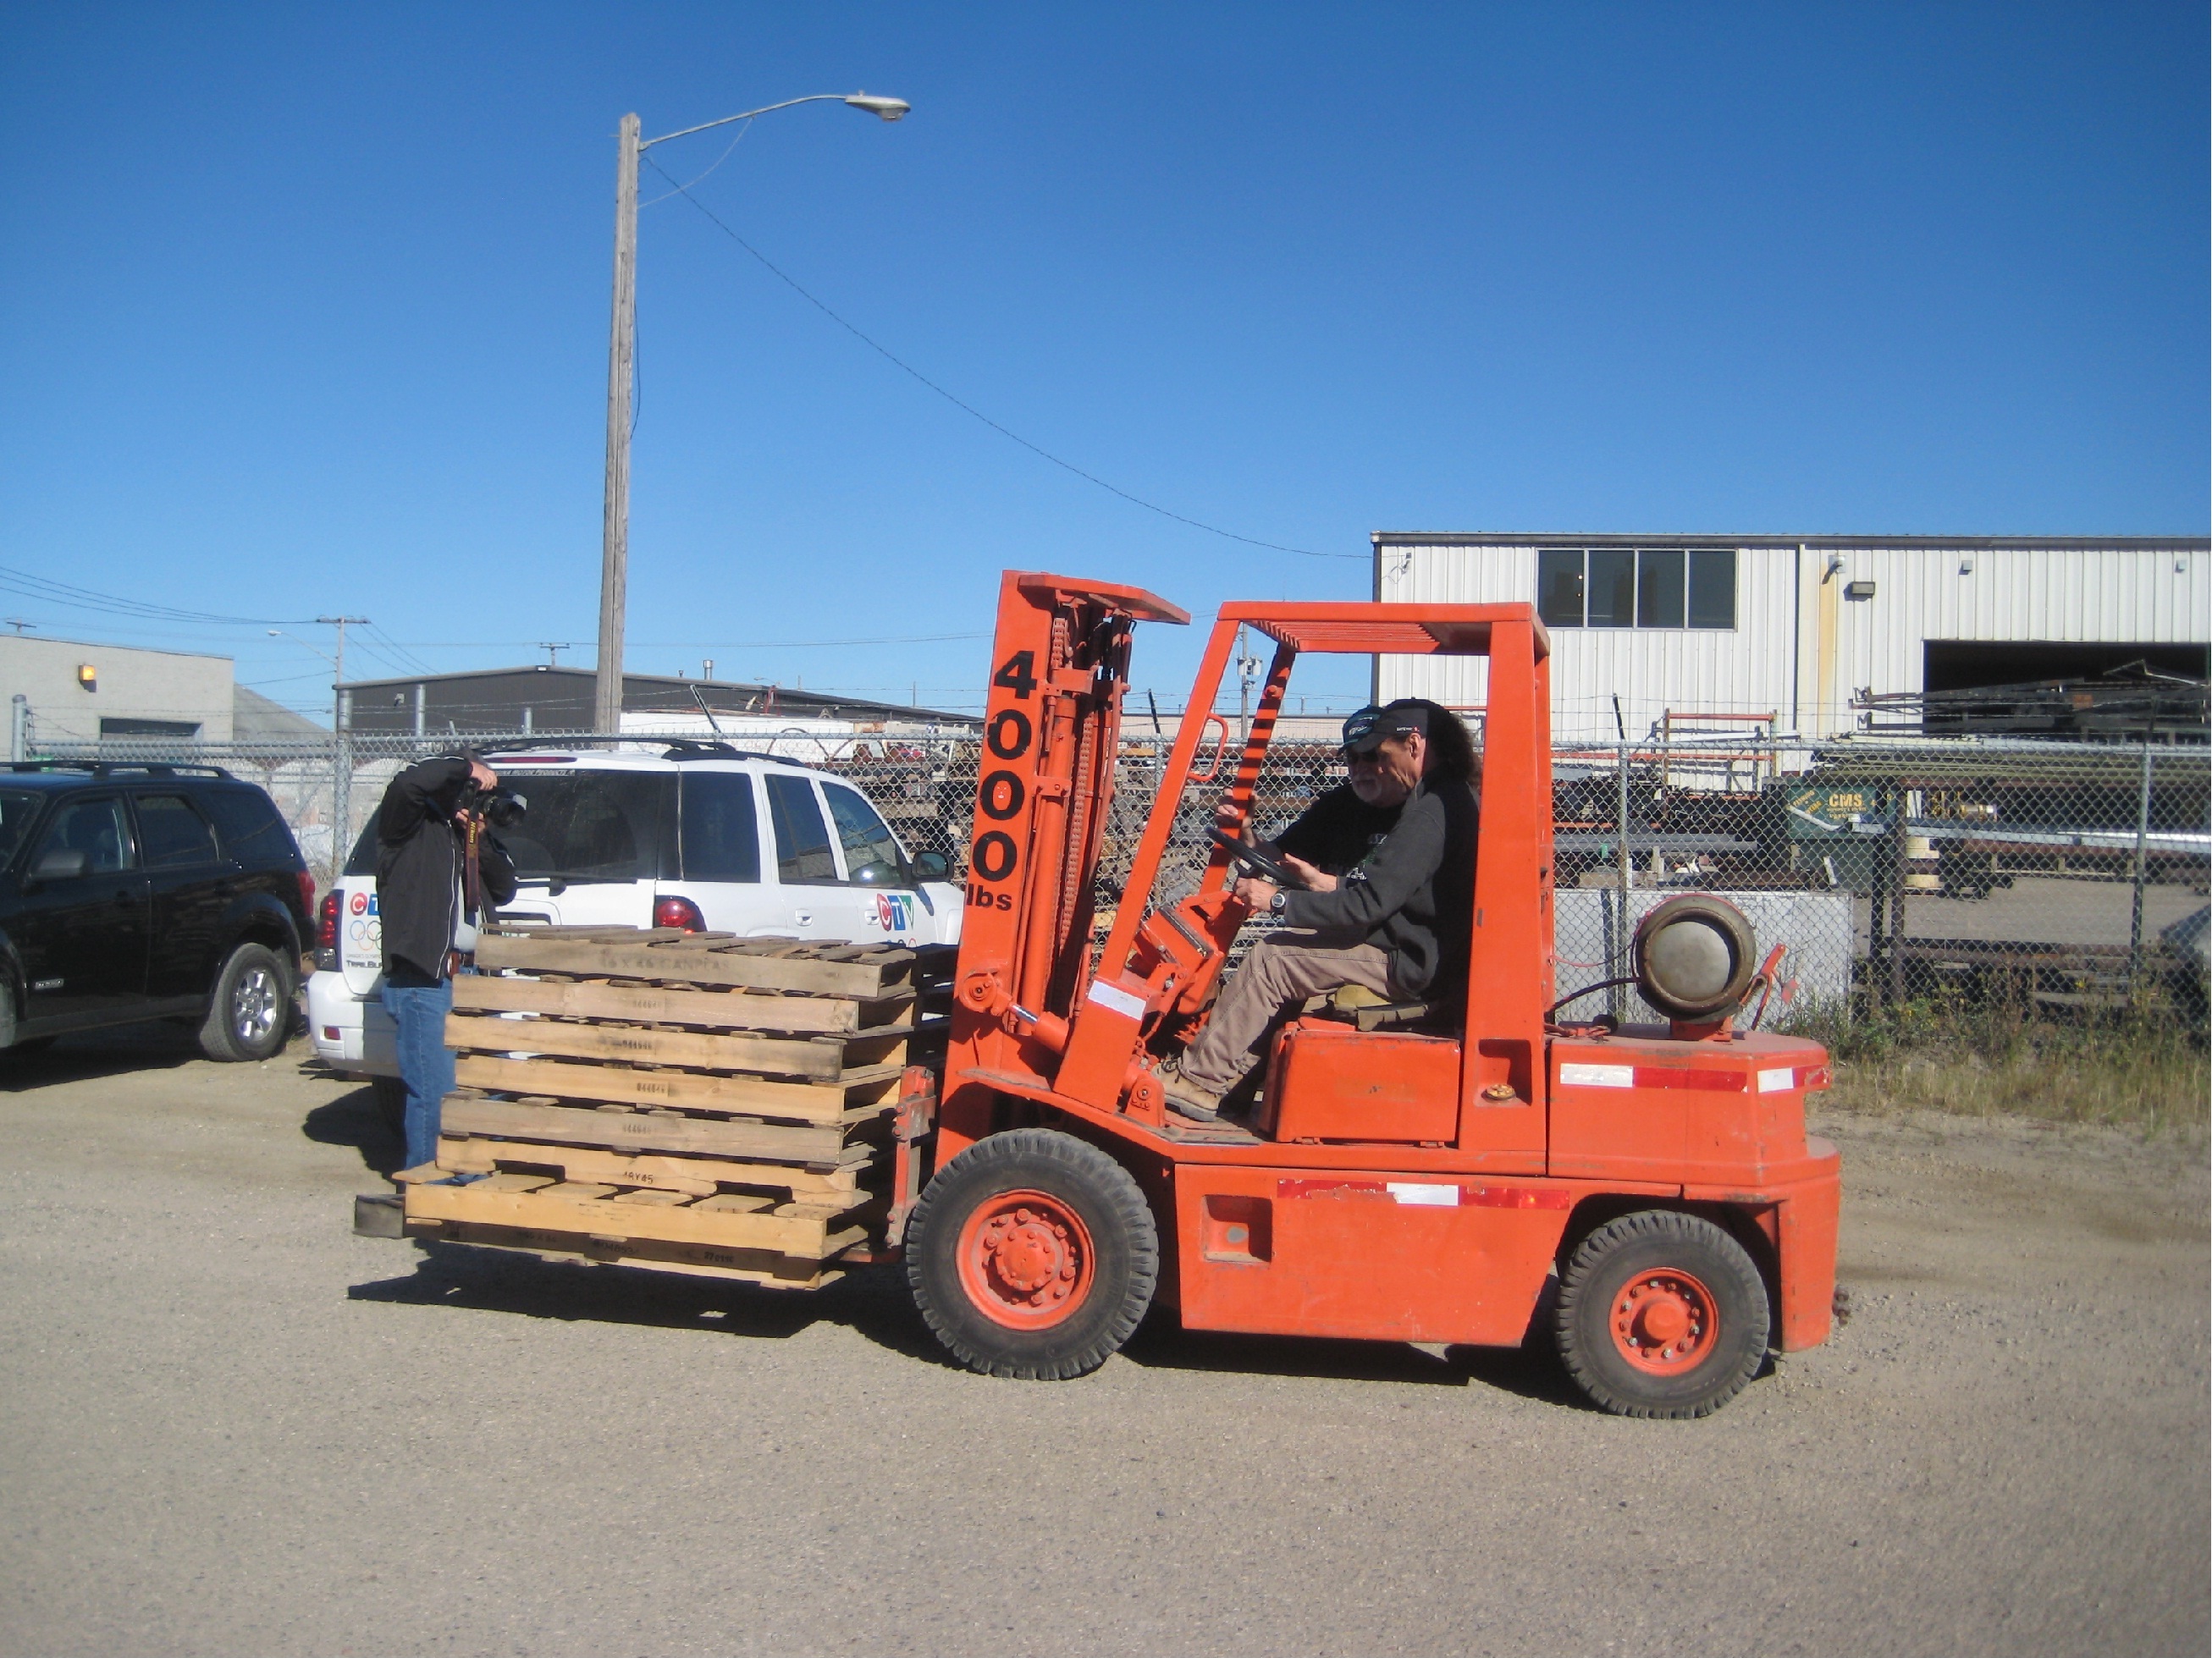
top-left (0, 564), bottom-right (298, 627)
top-left (642, 154), bottom-right (1365, 565)
top-left (371, 631), bottom-right (994, 650)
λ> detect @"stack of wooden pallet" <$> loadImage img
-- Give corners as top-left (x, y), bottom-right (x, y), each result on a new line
top-left (402, 927), bottom-right (951, 1289)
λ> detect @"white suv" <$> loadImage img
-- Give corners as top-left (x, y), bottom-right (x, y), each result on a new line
top-left (306, 744), bottom-right (963, 1102)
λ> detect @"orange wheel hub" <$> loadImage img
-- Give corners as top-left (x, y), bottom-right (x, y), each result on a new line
top-left (1610, 1268), bottom-right (1718, 1374)
top-left (956, 1189), bottom-right (1095, 1330)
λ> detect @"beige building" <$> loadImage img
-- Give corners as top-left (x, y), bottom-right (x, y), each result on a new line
top-left (2, 634), bottom-right (237, 752)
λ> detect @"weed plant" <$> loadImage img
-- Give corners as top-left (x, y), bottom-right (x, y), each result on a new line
top-left (1781, 980), bottom-right (2209, 1137)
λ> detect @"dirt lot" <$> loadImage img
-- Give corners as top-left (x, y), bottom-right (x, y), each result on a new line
top-left (1, 1027), bottom-right (2204, 1657)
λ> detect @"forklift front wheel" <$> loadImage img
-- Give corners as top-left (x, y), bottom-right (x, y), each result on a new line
top-left (907, 1128), bottom-right (1159, 1380)
top-left (1553, 1210), bottom-right (1770, 1418)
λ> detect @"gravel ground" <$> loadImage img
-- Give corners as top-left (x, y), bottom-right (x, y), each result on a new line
top-left (1, 1025), bottom-right (2204, 1657)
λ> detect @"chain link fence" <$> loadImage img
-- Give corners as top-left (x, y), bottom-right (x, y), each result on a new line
top-left (35, 724), bottom-right (2210, 1024)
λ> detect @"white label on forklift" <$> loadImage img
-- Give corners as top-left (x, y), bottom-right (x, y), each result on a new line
top-left (1558, 1062), bottom-right (1635, 1088)
top-left (1387, 1182), bottom-right (1459, 1207)
top-left (1757, 1067), bottom-right (1796, 1093)
top-left (1086, 980), bottom-right (1147, 1021)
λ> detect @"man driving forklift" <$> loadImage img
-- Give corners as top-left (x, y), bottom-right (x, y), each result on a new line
top-left (1161, 697), bottom-right (1481, 1123)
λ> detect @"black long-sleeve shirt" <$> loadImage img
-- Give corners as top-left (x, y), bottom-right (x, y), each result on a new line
top-left (374, 756), bottom-right (518, 980)
top-left (1273, 775), bottom-right (1479, 996)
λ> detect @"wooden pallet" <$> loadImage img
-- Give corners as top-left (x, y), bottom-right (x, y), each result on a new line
top-left (444, 1011), bottom-right (923, 1082)
top-left (416, 931), bottom-right (947, 1275)
top-left (405, 1165), bottom-right (874, 1289)
top-left (472, 932), bottom-right (941, 1000)
top-left (435, 1136), bottom-right (871, 1201)
top-left (450, 973), bottom-right (918, 1034)
top-left (439, 1089), bottom-right (882, 1166)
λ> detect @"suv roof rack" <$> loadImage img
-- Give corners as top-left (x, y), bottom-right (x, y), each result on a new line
top-left (659, 739), bottom-right (796, 765)
top-left (5, 759), bottom-right (235, 779)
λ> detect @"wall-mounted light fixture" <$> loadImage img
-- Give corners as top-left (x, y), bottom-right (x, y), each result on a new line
top-left (1959, 556), bottom-right (1974, 575)
top-left (1844, 581), bottom-right (1877, 602)
top-left (75, 664), bottom-right (97, 691)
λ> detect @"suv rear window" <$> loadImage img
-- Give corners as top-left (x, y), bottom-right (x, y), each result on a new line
top-left (201, 786), bottom-right (298, 868)
top-left (341, 769), bottom-right (677, 882)
top-left (135, 794), bottom-right (220, 868)
top-left (495, 770), bottom-right (674, 884)
top-left (680, 772), bottom-right (760, 883)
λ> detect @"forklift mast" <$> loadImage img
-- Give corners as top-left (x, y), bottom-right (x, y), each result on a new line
top-left (945, 574), bottom-right (1188, 1142)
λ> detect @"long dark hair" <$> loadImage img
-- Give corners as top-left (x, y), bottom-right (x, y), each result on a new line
top-left (1389, 698), bottom-right (1480, 783)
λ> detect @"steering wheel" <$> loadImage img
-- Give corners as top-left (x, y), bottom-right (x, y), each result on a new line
top-left (1208, 828), bottom-right (1302, 890)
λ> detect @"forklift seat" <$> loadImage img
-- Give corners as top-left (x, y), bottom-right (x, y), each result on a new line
top-left (1303, 983), bottom-right (1449, 1034)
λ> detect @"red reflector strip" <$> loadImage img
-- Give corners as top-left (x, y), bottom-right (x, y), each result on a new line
top-left (1276, 1179), bottom-right (1572, 1210)
top-left (1558, 1061), bottom-right (1747, 1092)
top-left (1635, 1067), bottom-right (1746, 1093)
top-left (1277, 1179), bottom-right (1388, 1202)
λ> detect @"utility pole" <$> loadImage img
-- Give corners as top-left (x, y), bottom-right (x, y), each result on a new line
top-left (596, 112), bottom-right (641, 741)
top-left (318, 614), bottom-right (370, 881)
top-left (538, 642), bottom-right (572, 667)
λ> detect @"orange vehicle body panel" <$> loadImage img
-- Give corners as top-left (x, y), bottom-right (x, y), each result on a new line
top-left (939, 571), bottom-right (1841, 1359)
top-left (1260, 1022), bottom-right (1461, 1145)
top-left (1172, 1165), bottom-right (1566, 1345)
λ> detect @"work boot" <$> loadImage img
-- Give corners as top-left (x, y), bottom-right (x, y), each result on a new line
top-left (1158, 1060), bottom-right (1227, 1124)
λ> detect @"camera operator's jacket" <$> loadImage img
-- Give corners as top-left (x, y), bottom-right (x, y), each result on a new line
top-left (375, 756), bottom-right (519, 981)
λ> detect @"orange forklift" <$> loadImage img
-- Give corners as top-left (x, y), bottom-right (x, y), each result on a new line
top-left (900, 571), bottom-right (1841, 1418)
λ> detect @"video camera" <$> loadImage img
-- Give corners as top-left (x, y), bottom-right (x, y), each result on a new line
top-left (461, 780), bottom-right (527, 829)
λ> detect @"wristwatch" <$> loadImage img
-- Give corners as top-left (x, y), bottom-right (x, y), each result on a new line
top-left (1269, 890), bottom-right (1289, 916)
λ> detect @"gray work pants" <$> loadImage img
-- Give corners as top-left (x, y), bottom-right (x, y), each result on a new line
top-left (1179, 932), bottom-right (1393, 1093)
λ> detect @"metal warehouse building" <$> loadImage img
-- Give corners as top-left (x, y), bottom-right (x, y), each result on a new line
top-left (1372, 534), bottom-right (2210, 744)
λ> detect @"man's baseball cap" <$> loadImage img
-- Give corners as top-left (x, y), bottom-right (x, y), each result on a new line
top-left (1340, 700), bottom-right (1430, 756)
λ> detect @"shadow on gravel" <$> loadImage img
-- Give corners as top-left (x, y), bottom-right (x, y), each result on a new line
top-left (348, 1245), bottom-right (943, 1358)
top-left (302, 1081), bottom-right (403, 1177)
top-left (1120, 1316), bottom-right (1591, 1407)
top-left (348, 1239), bottom-right (1593, 1406)
top-left (0, 1021), bottom-right (204, 1090)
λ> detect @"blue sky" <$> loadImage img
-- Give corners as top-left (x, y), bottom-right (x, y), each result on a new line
top-left (2, 2), bottom-right (2204, 721)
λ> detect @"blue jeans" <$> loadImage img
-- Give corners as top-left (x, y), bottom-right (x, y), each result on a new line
top-left (380, 971), bottom-right (455, 1171)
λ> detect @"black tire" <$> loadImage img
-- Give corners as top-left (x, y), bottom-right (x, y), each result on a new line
top-left (372, 1076), bottom-right (408, 1137)
top-left (907, 1127), bottom-right (1159, 1380)
top-left (198, 942), bottom-right (293, 1063)
top-left (1554, 1209), bottom-right (1770, 1418)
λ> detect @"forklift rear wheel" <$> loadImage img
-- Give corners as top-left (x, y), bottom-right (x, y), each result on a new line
top-left (1553, 1210), bottom-right (1769, 1418)
top-left (907, 1128), bottom-right (1159, 1380)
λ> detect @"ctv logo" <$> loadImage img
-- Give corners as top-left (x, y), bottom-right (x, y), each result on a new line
top-left (350, 892), bottom-right (367, 915)
top-left (874, 893), bottom-right (915, 933)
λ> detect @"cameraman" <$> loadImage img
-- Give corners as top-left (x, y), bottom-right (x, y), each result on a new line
top-left (375, 752), bottom-right (518, 1179)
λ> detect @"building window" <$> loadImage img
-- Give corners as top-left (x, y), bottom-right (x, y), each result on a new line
top-left (1534, 548), bottom-right (1735, 630)
top-left (98, 717), bottom-right (201, 739)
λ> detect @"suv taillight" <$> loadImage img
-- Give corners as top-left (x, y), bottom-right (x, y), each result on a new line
top-left (654, 895), bottom-right (706, 933)
top-left (318, 890), bottom-right (340, 950)
top-left (299, 871), bottom-right (319, 922)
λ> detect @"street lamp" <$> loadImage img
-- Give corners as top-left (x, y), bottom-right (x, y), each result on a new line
top-left (594, 91), bottom-right (911, 737)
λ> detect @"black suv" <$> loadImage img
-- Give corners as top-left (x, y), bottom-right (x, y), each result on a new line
top-left (0, 763), bottom-right (314, 1062)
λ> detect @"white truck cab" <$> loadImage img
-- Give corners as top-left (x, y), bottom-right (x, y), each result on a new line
top-left (306, 744), bottom-right (963, 1086)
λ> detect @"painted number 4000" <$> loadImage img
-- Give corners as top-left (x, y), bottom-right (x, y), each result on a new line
top-left (968, 650), bottom-right (1036, 906)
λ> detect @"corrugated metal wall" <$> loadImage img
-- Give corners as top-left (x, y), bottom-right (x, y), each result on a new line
top-left (1376, 540), bottom-right (2210, 743)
